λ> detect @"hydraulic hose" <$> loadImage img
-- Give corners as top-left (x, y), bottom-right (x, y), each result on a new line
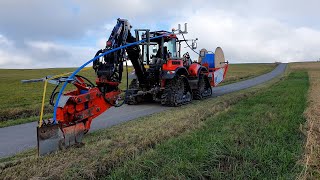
top-left (114, 59), bottom-right (129, 107)
top-left (53, 32), bottom-right (172, 123)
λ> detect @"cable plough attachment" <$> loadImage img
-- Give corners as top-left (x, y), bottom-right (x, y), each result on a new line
top-left (22, 70), bottom-right (121, 156)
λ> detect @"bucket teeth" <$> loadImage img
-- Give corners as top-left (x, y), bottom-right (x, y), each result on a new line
top-left (37, 122), bottom-right (86, 156)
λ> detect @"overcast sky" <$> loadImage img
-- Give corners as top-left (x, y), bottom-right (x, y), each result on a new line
top-left (0, 0), bottom-right (319, 68)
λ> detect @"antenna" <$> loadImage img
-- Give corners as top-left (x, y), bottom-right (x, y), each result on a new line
top-left (176, 23), bottom-right (188, 34)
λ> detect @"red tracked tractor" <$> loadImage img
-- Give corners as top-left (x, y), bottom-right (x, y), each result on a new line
top-left (24, 18), bottom-right (228, 156)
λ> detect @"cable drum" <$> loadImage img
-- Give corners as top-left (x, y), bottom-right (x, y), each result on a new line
top-left (214, 47), bottom-right (225, 68)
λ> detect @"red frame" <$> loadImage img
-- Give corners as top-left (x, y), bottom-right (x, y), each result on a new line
top-left (56, 77), bottom-right (120, 131)
top-left (162, 59), bottom-right (183, 71)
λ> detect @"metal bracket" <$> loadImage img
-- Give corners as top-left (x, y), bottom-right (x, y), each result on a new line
top-left (134, 29), bottom-right (151, 64)
top-left (176, 23), bottom-right (188, 34)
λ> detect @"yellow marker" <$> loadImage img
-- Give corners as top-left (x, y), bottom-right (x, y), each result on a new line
top-left (39, 80), bottom-right (48, 127)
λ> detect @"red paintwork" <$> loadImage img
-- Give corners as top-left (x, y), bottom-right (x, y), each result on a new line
top-left (205, 64), bottom-right (229, 87)
top-left (188, 63), bottom-right (201, 77)
top-left (159, 33), bottom-right (177, 40)
top-left (208, 63), bottom-right (229, 79)
top-left (168, 34), bottom-right (177, 39)
top-left (162, 59), bottom-right (183, 71)
top-left (223, 64), bottom-right (229, 78)
top-left (96, 77), bottom-right (120, 86)
top-left (202, 62), bottom-right (209, 70)
top-left (56, 76), bottom-right (120, 131)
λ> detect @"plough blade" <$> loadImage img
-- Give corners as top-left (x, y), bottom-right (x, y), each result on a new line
top-left (60, 122), bottom-right (85, 147)
top-left (37, 124), bottom-right (63, 156)
top-left (37, 122), bottom-right (86, 156)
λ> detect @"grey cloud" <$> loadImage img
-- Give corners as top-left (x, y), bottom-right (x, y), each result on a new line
top-left (173, 5), bottom-right (320, 63)
top-left (0, 0), bottom-right (186, 42)
top-left (1, 0), bottom-right (320, 68)
top-left (0, 38), bottom-right (95, 68)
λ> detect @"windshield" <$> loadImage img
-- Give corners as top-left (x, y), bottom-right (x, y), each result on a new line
top-left (164, 39), bottom-right (177, 58)
top-left (142, 38), bottom-right (178, 63)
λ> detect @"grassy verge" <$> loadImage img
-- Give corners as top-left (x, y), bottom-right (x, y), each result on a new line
top-left (289, 62), bottom-right (320, 179)
top-left (222, 63), bottom-right (277, 85)
top-left (107, 71), bottom-right (308, 179)
top-left (0, 63), bottom-right (276, 128)
top-left (0, 70), bottom-right (283, 179)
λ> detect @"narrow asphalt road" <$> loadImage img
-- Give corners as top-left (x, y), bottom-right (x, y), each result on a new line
top-left (0, 64), bottom-right (287, 158)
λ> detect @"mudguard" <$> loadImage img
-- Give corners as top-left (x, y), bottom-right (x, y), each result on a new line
top-left (161, 67), bottom-right (189, 79)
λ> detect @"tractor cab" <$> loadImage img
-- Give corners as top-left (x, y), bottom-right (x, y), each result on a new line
top-left (139, 31), bottom-right (179, 65)
top-left (138, 30), bottom-right (193, 73)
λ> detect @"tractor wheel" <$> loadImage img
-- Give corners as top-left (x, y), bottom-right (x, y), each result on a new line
top-left (161, 75), bottom-right (192, 106)
top-left (193, 74), bottom-right (212, 100)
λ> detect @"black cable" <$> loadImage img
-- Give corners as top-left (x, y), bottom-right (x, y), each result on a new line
top-left (49, 76), bottom-right (69, 106)
top-left (49, 76), bottom-right (70, 106)
top-left (75, 75), bottom-right (95, 87)
top-left (49, 75), bottom-right (95, 106)
top-left (49, 83), bottom-right (60, 106)
top-left (181, 34), bottom-right (200, 55)
top-left (115, 60), bottom-right (129, 107)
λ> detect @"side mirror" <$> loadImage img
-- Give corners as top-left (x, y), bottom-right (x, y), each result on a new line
top-left (191, 38), bottom-right (198, 49)
top-left (192, 42), bottom-right (197, 49)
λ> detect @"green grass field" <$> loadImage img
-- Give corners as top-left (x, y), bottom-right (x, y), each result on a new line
top-left (0, 63), bottom-right (276, 128)
top-left (222, 63), bottom-right (277, 85)
top-left (107, 71), bottom-right (308, 179)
